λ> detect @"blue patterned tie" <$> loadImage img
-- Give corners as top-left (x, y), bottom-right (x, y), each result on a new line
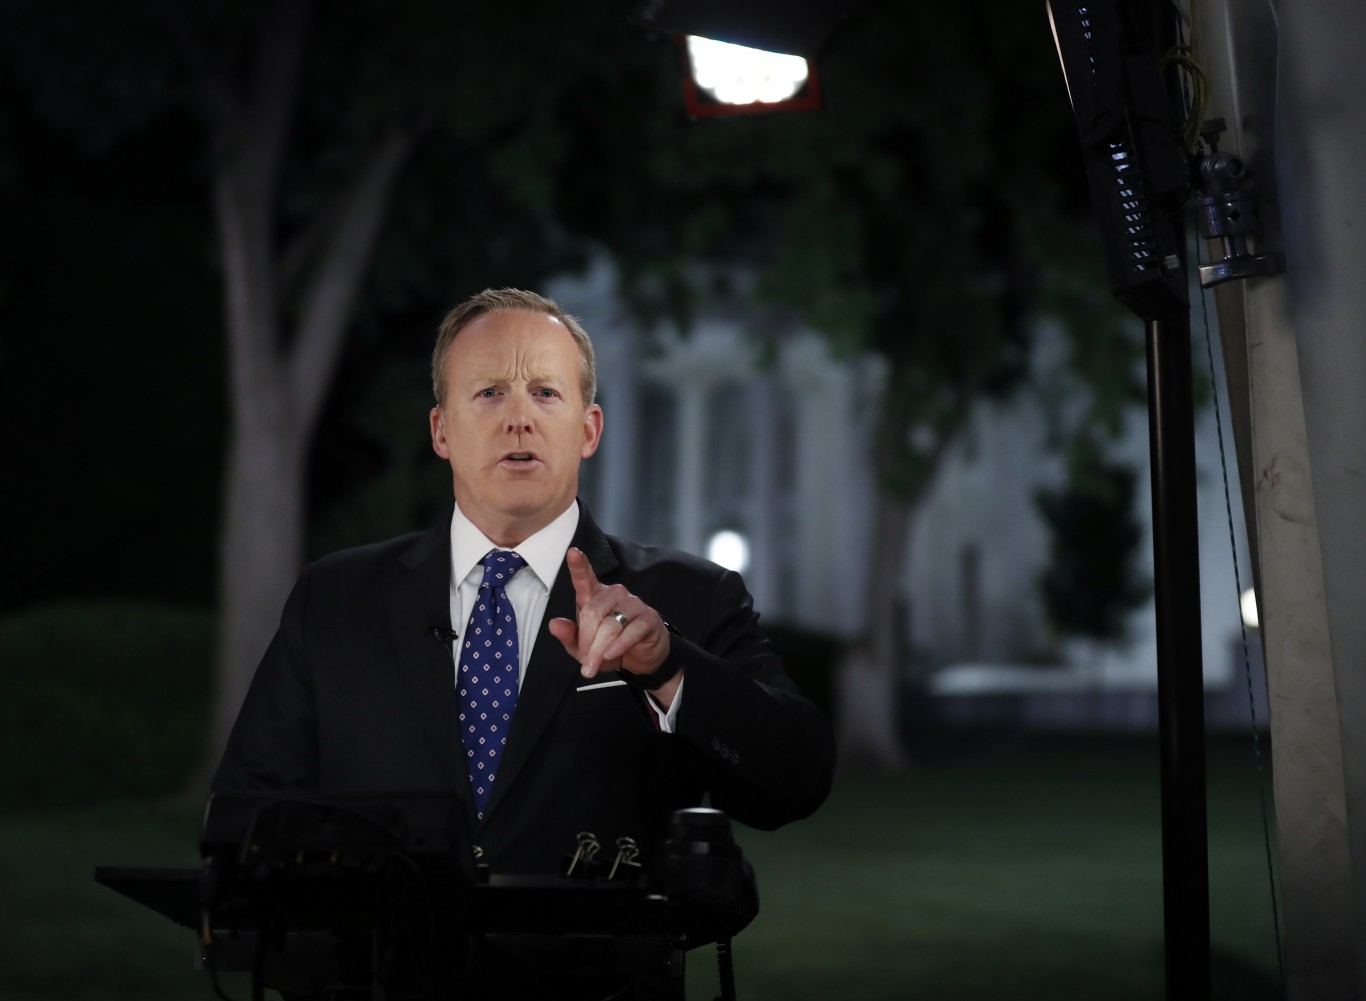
top-left (459, 550), bottom-right (526, 818)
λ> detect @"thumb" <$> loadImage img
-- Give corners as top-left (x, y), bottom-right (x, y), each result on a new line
top-left (547, 616), bottom-right (579, 657)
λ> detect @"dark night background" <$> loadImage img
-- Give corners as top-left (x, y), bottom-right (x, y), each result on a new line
top-left (0, 0), bottom-right (1099, 617)
top-left (0, 3), bottom-right (1282, 999)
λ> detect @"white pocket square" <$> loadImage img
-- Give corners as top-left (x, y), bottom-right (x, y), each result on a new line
top-left (576, 679), bottom-right (628, 692)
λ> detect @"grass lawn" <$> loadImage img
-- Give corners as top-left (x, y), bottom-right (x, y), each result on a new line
top-left (0, 736), bottom-right (1281, 1001)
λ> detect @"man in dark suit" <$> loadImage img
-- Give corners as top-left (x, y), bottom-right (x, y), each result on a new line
top-left (213, 288), bottom-right (834, 873)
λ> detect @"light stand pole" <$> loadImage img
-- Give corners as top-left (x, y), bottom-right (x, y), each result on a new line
top-left (1145, 308), bottom-right (1211, 1001)
top-left (1049, 0), bottom-right (1214, 994)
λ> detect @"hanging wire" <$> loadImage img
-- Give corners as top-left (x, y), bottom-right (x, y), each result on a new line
top-left (1194, 247), bottom-right (1287, 995)
top-left (1164, 0), bottom-right (1210, 152)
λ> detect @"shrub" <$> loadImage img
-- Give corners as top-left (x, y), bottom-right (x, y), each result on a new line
top-left (764, 622), bottom-right (844, 723)
top-left (1035, 452), bottom-right (1151, 642)
top-left (0, 601), bottom-right (214, 811)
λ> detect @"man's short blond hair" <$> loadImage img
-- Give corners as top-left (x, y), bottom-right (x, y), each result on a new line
top-left (431, 288), bottom-right (597, 407)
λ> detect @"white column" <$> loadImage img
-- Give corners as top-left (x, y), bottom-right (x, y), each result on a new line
top-left (746, 373), bottom-right (779, 614)
top-left (785, 336), bottom-right (855, 636)
top-left (675, 381), bottom-right (708, 559)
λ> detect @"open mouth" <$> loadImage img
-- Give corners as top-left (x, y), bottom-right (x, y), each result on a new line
top-left (502, 452), bottom-right (539, 465)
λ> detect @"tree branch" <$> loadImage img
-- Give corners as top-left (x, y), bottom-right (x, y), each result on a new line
top-left (287, 126), bottom-right (419, 435)
top-left (277, 196), bottom-right (342, 301)
top-left (278, 111), bottom-right (436, 297)
top-left (209, 0), bottom-right (313, 429)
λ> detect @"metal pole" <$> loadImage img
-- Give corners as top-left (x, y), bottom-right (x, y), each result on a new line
top-left (1145, 309), bottom-right (1211, 1001)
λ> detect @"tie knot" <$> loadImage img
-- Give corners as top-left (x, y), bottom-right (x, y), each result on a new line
top-left (479, 550), bottom-right (526, 587)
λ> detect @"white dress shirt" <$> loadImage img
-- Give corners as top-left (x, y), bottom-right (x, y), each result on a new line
top-left (447, 500), bottom-right (680, 730)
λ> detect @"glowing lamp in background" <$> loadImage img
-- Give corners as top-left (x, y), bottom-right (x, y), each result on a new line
top-left (706, 529), bottom-right (751, 573)
top-left (685, 35), bottom-right (811, 104)
top-left (1240, 588), bottom-right (1260, 630)
top-left (680, 35), bottom-right (822, 116)
top-left (629, 0), bottom-right (846, 116)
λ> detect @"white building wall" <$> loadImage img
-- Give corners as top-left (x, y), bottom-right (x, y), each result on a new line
top-left (907, 320), bottom-right (1254, 694)
top-left (558, 266), bottom-right (875, 634)
top-left (552, 263), bottom-right (1255, 709)
top-left (906, 398), bottom-right (1061, 665)
top-left (780, 335), bottom-right (877, 636)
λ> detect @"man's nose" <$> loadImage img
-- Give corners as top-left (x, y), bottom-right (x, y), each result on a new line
top-left (505, 397), bottom-right (533, 433)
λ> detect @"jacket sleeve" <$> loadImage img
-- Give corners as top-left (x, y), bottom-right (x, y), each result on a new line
top-left (667, 568), bottom-right (835, 829)
top-left (211, 566), bottom-right (320, 792)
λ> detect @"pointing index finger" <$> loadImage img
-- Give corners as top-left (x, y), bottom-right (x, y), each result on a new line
top-left (565, 547), bottom-right (600, 608)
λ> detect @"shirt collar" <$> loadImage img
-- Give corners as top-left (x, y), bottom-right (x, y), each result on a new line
top-left (449, 500), bottom-right (580, 594)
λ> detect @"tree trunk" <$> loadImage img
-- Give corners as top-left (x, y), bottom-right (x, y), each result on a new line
top-left (184, 2), bottom-right (417, 788)
top-left (834, 368), bottom-right (961, 772)
top-left (195, 144), bottom-right (304, 786)
top-left (210, 421), bottom-right (307, 763)
top-left (195, 134), bottom-right (415, 786)
top-left (835, 490), bottom-right (914, 771)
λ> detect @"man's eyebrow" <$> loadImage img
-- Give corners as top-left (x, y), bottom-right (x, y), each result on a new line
top-left (460, 369), bottom-right (565, 386)
top-left (461, 369), bottom-right (515, 384)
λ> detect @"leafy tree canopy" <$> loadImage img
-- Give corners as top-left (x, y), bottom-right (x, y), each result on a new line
top-left (1, 0), bottom-right (1143, 605)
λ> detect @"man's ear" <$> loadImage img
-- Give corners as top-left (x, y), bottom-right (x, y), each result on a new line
top-left (580, 404), bottom-right (604, 459)
top-left (430, 407), bottom-right (450, 459)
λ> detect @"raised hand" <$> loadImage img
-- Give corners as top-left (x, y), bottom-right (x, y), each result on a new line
top-left (547, 547), bottom-right (671, 681)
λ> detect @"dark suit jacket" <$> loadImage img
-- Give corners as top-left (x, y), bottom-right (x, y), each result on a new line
top-left (212, 504), bottom-right (835, 873)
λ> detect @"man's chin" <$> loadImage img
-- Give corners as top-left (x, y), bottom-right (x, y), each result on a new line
top-left (471, 488), bottom-right (573, 527)
top-left (494, 484), bottom-right (555, 512)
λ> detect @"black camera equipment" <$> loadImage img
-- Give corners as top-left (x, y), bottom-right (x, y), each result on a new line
top-left (97, 795), bottom-right (758, 1001)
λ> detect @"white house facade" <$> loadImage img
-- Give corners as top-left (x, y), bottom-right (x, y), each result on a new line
top-left (548, 262), bottom-right (1264, 731)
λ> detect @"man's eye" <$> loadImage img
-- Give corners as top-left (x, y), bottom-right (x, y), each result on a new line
top-left (478, 388), bottom-right (498, 398)
top-left (534, 388), bottom-right (557, 398)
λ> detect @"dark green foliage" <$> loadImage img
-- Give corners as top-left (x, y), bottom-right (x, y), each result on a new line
top-left (541, 0), bottom-right (1120, 508)
top-left (1036, 444), bottom-right (1151, 640)
top-left (763, 622), bottom-right (845, 722)
top-left (308, 357), bottom-right (453, 554)
top-left (0, 602), bottom-right (214, 811)
top-left (0, 0), bottom-right (1152, 717)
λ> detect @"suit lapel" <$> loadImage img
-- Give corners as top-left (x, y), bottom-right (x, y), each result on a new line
top-left (481, 505), bottom-right (619, 823)
top-left (382, 521), bottom-right (469, 806)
